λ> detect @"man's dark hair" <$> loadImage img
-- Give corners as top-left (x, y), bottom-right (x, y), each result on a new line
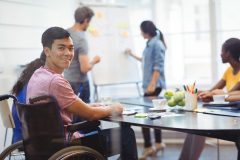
top-left (222, 38), bottom-right (240, 61)
top-left (74, 6), bottom-right (94, 23)
top-left (41, 26), bottom-right (71, 49)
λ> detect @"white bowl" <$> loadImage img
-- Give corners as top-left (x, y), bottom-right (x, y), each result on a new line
top-left (152, 99), bottom-right (167, 109)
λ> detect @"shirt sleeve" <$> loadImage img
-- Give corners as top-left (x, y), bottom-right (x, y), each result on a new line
top-left (153, 41), bottom-right (165, 73)
top-left (76, 38), bottom-right (88, 56)
top-left (49, 75), bottom-right (78, 110)
top-left (222, 67), bottom-right (230, 81)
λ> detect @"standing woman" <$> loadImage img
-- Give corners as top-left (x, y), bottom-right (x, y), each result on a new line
top-left (126, 20), bottom-right (167, 160)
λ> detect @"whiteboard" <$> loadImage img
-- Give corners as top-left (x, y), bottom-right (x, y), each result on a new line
top-left (87, 5), bottom-right (141, 86)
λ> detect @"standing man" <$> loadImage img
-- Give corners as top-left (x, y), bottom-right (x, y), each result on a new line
top-left (64, 6), bottom-right (100, 105)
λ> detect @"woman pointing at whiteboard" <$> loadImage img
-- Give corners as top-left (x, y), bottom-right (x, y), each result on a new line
top-left (126, 20), bottom-right (167, 160)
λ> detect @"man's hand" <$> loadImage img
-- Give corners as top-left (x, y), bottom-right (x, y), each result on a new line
top-left (90, 103), bottom-right (105, 107)
top-left (92, 55), bottom-right (101, 65)
top-left (110, 103), bottom-right (123, 115)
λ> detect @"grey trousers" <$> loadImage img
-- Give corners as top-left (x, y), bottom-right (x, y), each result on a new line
top-left (179, 134), bottom-right (206, 160)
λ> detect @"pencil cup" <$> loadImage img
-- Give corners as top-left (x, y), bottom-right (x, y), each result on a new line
top-left (185, 92), bottom-right (197, 111)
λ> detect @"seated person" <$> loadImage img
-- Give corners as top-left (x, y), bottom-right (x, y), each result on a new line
top-left (26, 27), bottom-right (138, 160)
top-left (198, 38), bottom-right (240, 102)
top-left (11, 54), bottom-right (45, 143)
top-left (180, 38), bottom-right (240, 160)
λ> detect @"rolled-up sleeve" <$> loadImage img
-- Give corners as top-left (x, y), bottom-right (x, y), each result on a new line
top-left (153, 42), bottom-right (165, 73)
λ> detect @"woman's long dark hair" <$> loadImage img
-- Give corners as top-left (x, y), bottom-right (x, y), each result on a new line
top-left (11, 52), bottom-right (46, 94)
top-left (140, 20), bottom-right (167, 48)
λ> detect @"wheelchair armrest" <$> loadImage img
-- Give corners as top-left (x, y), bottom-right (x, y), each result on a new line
top-left (0, 94), bottom-right (17, 102)
top-left (66, 120), bottom-right (100, 133)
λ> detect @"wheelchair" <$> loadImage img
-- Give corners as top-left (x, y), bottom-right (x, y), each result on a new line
top-left (0, 94), bottom-right (105, 160)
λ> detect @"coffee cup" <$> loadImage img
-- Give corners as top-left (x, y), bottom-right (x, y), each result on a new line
top-left (212, 95), bottom-right (226, 102)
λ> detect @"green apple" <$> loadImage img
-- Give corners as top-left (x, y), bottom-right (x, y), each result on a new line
top-left (178, 99), bottom-right (185, 107)
top-left (167, 97), bottom-right (176, 107)
top-left (173, 91), bottom-right (185, 102)
top-left (164, 90), bottom-right (174, 100)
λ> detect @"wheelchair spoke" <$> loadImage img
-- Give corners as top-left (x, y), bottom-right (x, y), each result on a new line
top-left (0, 141), bottom-right (25, 160)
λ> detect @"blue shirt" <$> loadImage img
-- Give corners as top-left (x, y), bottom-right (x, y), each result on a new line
top-left (12, 85), bottom-right (27, 143)
top-left (142, 34), bottom-right (166, 91)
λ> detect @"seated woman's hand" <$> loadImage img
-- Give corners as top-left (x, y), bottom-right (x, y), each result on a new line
top-left (198, 90), bottom-right (212, 99)
top-left (211, 89), bottom-right (225, 95)
top-left (225, 94), bottom-right (239, 102)
top-left (198, 91), bottom-right (214, 102)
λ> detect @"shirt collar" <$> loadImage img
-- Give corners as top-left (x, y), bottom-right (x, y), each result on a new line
top-left (146, 35), bottom-right (158, 47)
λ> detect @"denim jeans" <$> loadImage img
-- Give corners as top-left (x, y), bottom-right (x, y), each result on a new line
top-left (69, 81), bottom-right (90, 103)
top-left (69, 81), bottom-right (90, 123)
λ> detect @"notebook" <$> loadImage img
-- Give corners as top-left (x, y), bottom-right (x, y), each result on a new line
top-left (202, 101), bottom-right (240, 110)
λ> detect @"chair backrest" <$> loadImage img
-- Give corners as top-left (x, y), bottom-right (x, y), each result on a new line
top-left (16, 95), bottom-right (66, 160)
top-left (0, 94), bottom-right (17, 147)
top-left (0, 99), bottom-right (15, 128)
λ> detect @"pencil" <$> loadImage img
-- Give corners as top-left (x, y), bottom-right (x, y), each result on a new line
top-left (195, 88), bottom-right (198, 94)
top-left (186, 85), bottom-right (190, 93)
top-left (192, 81), bottom-right (196, 92)
top-left (183, 85), bottom-right (187, 91)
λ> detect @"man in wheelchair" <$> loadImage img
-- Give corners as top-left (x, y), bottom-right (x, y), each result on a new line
top-left (25, 26), bottom-right (138, 159)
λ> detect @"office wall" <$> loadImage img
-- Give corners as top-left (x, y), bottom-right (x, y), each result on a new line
top-left (0, 0), bottom-right (79, 150)
top-left (0, 0), bottom-right (79, 94)
top-left (0, 0), bottom-right (142, 150)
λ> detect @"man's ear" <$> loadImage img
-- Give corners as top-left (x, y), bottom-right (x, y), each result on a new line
top-left (84, 18), bottom-right (90, 23)
top-left (43, 47), bottom-right (50, 57)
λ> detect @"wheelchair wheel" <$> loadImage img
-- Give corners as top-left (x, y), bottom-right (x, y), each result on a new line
top-left (49, 146), bottom-right (105, 160)
top-left (0, 140), bottom-right (25, 160)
